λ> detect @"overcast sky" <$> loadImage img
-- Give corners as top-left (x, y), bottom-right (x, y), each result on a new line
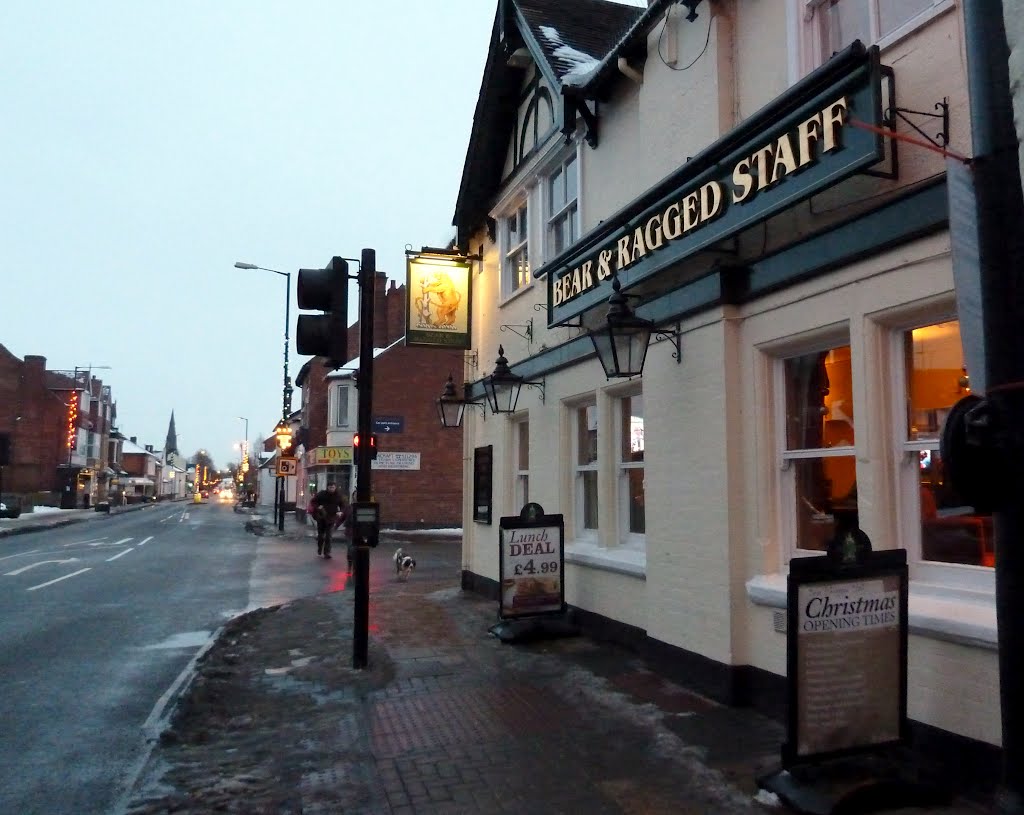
top-left (1, 1), bottom-right (643, 469)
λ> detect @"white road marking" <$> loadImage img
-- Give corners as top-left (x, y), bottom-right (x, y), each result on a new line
top-left (106, 548), bottom-right (134, 562)
top-left (181, 512), bottom-right (190, 521)
top-left (136, 536), bottom-right (153, 547)
top-left (71, 538), bottom-right (107, 545)
top-left (5, 558), bottom-right (80, 576)
top-left (27, 568), bottom-right (92, 591)
top-left (0, 549), bottom-right (41, 562)
top-left (108, 537), bottom-right (132, 546)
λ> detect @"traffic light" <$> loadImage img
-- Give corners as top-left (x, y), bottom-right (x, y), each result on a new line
top-left (296, 256), bottom-right (349, 368)
top-left (352, 433), bottom-right (378, 460)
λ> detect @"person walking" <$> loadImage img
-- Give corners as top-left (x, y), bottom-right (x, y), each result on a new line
top-left (310, 481), bottom-right (344, 558)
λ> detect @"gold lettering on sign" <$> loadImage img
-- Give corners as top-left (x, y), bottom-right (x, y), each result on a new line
top-left (732, 157), bottom-right (754, 203)
top-left (616, 234), bottom-right (632, 270)
top-left (797, 113), bottom-right (822, 167)
top-left (580, 260), bottom-right (594, 290)
top-left (682, 190), bottom-right (700, 232)
top-left (662, 202), bottom-right (683, 240)
top-left (630, 225), bottom-right (648, 263)
top-left (822, 97), bottom-right (849, 152)
top-left (753, 144), bottom-right (775, 192)
top-left (771, 133), bottom-right (798, 184)
top-left (700, 181), bottom-right (723, 221)
top-left (644, 213), bottom-right (664, 251)
top-left (597, 249), bottom-right (613, 280)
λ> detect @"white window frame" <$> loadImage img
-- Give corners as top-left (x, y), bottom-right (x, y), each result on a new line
top-left (887, 316), bottom-right (995, 595)
top-left (545, 149), bottom-right (580, 259)
top-left (500, 199), bottom-right (531, 299)
top-left (334, 384), bottom-right (350, 429)
top-left (795, 0), bottom-right (955, 76)
top-left (514, 418), bottom-right (530, 511)
top-left (776, 335), bottom-right (857, 559)
top-left (616, 390), bottom-right (646, 551)
top-left (573, 401), bottom-right (599, 542)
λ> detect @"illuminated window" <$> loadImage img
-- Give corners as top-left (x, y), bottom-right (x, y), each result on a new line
top-left (575, 403), bottom-right (599, 537)
top-left (619, 393), bottom-right (645, 541)
top-left (800, 0), bottom-right (953, 73)
top-left (502, 202), bottom-right (530, 296)
top-left (900, 320), bottom-right (991, 568)
top-left (782, 343), bottom-right (857, 552)
top-left (547, 154), bottom-right (579, 257)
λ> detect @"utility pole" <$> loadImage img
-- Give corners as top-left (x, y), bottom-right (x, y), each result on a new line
top-left (352, 247), bottom-right (379, 669)
top-left (958, 4), bottom-right (1024, 812)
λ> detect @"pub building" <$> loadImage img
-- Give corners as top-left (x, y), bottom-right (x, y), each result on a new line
top-left (449, 0), bottom-right (1003, 791)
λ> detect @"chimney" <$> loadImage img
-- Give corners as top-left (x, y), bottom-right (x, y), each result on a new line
top-left (373, 272), bottom-right (389, 349)
top-left (23, 355), bottom-right (47, 390)
top-left (130, 436), bottom-right (137, 444)
top-left (145, 444), bottom-right (153, 452)
top-left (386, 280), bottom-right (407, 344)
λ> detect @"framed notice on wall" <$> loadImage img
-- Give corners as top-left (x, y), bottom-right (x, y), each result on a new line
top-left (783, 544), bottom-right (909, 766)
top-left (498, 504), bottom-right (565, 620)
top-left (473, 445), bottom-right (492, 525)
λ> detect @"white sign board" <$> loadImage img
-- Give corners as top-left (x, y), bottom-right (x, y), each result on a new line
top-left (370, 452), bottom-right (421, 471)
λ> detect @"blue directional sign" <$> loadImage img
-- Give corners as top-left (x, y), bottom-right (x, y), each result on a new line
top-left (373, 416), bottom-right (404, 434)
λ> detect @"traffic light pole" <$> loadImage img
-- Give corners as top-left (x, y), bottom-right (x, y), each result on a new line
top-left (353, 247), bottom-right (376, 669)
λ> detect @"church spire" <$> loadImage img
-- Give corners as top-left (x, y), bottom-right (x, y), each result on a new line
top-left (165, 411), bottom-right (178, 456)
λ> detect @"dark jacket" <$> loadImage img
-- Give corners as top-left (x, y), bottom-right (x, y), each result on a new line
top-left (311, 489), bottom-right (344, 520)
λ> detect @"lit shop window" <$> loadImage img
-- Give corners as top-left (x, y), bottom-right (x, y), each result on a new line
top-left (619, 394), bottom-right (645, 539)
top-left (783, 344), bottom-right (857, 552)
top-left (902, 320), bottom-right (991, 567)
top-left (575, 403), bottom-right (599, 537)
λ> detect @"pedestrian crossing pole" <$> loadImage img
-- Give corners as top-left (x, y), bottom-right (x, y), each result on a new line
top-left (353, 247), bottom-right (378, 669)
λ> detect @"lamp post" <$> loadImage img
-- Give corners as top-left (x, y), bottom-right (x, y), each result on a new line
top-left (237, 416), bottom-right (249, 502)
top-left (236, 262), bottom-right (293, 529)
top-left (234, 262), bottom-right (292, 419)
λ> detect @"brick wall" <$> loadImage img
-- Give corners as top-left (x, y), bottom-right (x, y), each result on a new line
top-left (368, 345), bottom-right (463, 528)
top-left (0, 348), bottom-right (71, 495)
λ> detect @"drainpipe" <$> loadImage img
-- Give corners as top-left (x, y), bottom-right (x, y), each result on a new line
top-left (961, 2), bottom-right (1024, 812)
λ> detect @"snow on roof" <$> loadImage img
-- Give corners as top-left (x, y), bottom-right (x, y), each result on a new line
top-left (326, 336), bottom-right (406, 380)
top-left (538, 24), bottom-right (601, 87)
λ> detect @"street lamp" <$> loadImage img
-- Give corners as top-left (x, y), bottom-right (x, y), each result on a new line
top-left (234, 262), bottom-right (292, 419)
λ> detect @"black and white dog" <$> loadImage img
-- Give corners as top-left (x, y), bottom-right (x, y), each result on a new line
top-left (394, 548), bottom-right (416, 581)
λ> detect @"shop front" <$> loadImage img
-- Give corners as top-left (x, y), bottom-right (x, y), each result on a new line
top-left (456, 0), bottom-right (995, 784)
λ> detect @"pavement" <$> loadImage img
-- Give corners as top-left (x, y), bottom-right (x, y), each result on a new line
top-left (119, 514), bottom-right (998, 815)
top-left (0, 501), bottom-right (157, 537)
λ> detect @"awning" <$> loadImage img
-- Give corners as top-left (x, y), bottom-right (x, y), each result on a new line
top-left (126, 477), bottom-right (154, 487)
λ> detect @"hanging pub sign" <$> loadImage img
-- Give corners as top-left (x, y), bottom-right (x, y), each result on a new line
top-left (543, 42), bottom-right (887, 327)
top-left (405, 249), bottom-right (473, 349)
top-left (498, 503), bottom-right (565, 620)
top-left (782, 530), bottom-right (909, 766)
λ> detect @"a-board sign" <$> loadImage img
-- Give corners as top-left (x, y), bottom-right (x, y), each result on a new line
top-left (783, 531), bottom-right (909, 766)
top-left (498, 503), bottom-right (565, 620)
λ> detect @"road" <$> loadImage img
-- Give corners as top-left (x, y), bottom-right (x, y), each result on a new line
top-left (0, 500), bottom-right (343, 815)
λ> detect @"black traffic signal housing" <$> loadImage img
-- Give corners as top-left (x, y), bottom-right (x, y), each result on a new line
top-left (296, 256), bottom-right (349, 368)
top-left (352, 433), bottom-right (378, 460)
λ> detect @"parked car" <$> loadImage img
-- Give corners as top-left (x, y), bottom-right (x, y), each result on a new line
top-left (0, 499), bottom-right (23, 519)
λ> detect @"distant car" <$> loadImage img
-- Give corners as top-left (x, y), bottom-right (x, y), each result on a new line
top-left (219, 489), bottom-right (234, 502)
top-left (0, 501), bottom-right (22, 519)
top-left (201, 491), bottom-right (209, 499)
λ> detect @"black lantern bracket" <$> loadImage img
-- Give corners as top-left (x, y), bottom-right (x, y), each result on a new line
top-left (524, 378), bottom-right (546, 403)
top-left (887, 97), bottom-right (950, 151)
top-left (653, 322), bottom-right (682, 364)
top-left (500, 318), bottom-right (534, 349)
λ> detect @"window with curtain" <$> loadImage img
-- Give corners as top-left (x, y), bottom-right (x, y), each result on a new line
top-left (547, 154), bottom-right (579, 257)
top-left (515, 419), bottom-right (529, 511)
top-left (900, 319), bottom-right (991, 568)
top-left (619, 394), bottom-right (645, 541)
top-left (783, 343), bottom-right (857, 552)
top-left (502, 202), bottom-right (530, 296)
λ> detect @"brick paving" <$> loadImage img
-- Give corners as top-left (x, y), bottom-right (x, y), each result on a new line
top-left (122, 530), bottom-right (995, 815)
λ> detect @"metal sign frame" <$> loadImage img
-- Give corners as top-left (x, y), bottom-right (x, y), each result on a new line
top-left (783, 545), bottom-right (909, 767)
top-left (497, 504), bottom-right (565, 621)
